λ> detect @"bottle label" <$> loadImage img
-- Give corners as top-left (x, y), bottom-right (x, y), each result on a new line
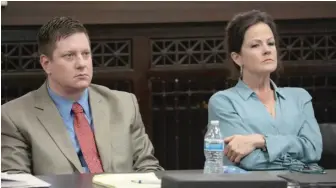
top-left (204, 143), bottom-right (224, 151)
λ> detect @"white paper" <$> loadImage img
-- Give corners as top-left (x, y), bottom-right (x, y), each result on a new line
top-left (1, 172), bottom-right (51, 188)
top-left (93, 172), bottom-right (161, 188)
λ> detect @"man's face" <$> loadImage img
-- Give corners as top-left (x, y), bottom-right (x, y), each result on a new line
top-left (41, 32), bottom-right (93, 93)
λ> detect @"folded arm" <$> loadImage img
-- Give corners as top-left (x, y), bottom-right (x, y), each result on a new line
top-left (208, 94), bottom-right (272, 170)
top-left (130, 94), bottom-right (164, 172)
top-left (208, 89), bottom-right (322, 170)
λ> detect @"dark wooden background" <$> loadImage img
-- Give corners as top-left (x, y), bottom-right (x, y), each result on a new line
top-left (2, 1), bottom-right (336, 170)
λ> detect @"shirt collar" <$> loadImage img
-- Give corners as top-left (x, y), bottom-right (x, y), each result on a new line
top-left (47, 84), bottom-right (90, 120)
top-left (235, 79), bottom-right (286, 101)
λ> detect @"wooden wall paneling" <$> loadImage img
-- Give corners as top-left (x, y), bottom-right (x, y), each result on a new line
top-left (2, 2), bottom-right (336, 25)
top-left (132, 36), bottom-right (153, 139)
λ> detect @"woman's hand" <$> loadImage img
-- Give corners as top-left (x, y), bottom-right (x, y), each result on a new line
top-left (224, 134), bottom-right (265, 163)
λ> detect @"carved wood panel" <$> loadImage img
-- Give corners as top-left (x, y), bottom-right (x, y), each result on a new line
top-left (151, 37), bottom-right (226, 67)
top-left (91, 40), bottom-right (132, 69)
top-left (1, 42), bottom-right (40, 72)
top-left (279, 34), bottom-right (336, 62)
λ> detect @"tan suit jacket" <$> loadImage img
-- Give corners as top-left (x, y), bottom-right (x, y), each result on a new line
top-left (1, 82), bottom-right (164, 175)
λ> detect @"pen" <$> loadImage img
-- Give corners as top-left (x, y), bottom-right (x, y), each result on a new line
top-left (131, 180), bottom-right (161, 184)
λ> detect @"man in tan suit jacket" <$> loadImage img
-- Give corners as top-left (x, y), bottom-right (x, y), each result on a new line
top-left (1, 17), bottom-right (163, 175)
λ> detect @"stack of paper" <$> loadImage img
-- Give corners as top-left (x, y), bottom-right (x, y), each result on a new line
top-left (1, 172), bottom-right (51, 188)
top-left (92, 172), bottom-right (161, 188)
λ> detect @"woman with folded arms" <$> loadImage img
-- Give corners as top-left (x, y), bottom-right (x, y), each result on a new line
top-left (208, 10), bottom-right (323, 172)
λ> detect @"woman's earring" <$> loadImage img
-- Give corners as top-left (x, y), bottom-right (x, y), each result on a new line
top-left (240, 65), bottom-right (243, 79)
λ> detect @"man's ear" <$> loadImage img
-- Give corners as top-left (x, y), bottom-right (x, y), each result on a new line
top-left (40, 54), bottom-right (51, 75)
top-left (231, 52), bottom-right (242, 67)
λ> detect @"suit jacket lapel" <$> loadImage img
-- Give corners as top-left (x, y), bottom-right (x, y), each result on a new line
top-left (34, 82), bottom-right (84, 173)
top-left (88, 88), bottom-right (112, 172)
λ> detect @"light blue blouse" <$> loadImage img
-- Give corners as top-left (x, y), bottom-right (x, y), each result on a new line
top-left (208, 79), bottom-right (323, 170)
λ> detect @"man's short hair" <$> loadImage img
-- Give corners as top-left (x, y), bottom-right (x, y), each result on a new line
top-left (37, 16), bottom-right (89, 58)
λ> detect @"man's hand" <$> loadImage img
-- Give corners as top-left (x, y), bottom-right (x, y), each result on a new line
top-left (224, 134), bottom-right (265, 163)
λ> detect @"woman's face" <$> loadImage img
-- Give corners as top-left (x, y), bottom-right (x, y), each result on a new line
top-left (232, 22), bottom-right (278, 76)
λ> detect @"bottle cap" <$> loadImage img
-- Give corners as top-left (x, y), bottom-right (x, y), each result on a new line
top-left (210, 120), bottom-right (219, 125)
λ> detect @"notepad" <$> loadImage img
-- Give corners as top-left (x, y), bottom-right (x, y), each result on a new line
top-left (92, 172), bottom-right (161, 188)
top-left (1, 172), bottom-right (51, 188)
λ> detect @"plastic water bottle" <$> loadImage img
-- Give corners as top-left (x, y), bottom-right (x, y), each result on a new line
top-left (204, 120), bottom-right (224, 174)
